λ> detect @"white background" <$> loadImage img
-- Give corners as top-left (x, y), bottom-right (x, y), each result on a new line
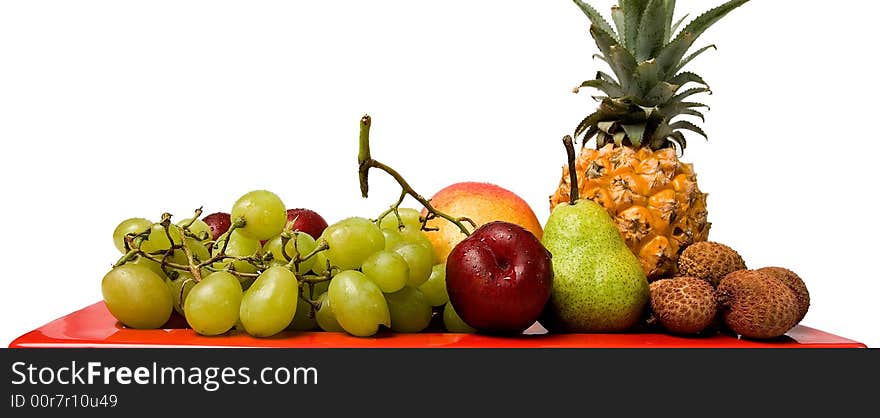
top-left (1, 0), bottom-right (877, 348)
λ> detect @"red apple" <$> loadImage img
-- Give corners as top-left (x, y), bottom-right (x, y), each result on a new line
top-left (203, 212), bottom-right (231, 241)
top-left (286, 208), bottom-right (329, 239)
top-left (445, 221), bottom-right (553, 334)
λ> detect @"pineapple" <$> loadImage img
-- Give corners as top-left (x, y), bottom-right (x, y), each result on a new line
top-left (550, 0), bottom-right (750, 280)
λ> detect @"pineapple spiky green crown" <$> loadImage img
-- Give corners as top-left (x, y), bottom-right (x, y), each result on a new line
top-left (571, 0), bottom-right (750, 152)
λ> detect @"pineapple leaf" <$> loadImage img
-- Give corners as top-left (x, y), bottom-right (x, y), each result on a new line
top-left (676, 0), bottom-right (750, 45)
top-left (643, 109), bottom-right (672, 150)
top-left (650, 123), bottom-right (668, 141)
top-left (636, 0), bottom-right (667, 61)
top-left (655, 31), bottom-right (694, 77)
top-left (573, 0), bottom-right (619, 41)
top-left (663, 0), bottom-right (677, 43)
top-left (671, 87), bottom-right (711, 102)
top-left (590, 25), bottom-right (636, 87)
top-left (663, 101), bottom-right (710, 116)
top-left (613, 131), bottom-right (627, 146)
top-left (668, 131), bottom-right (688, 150)
top-left (634, 59), bottom-right (660, 99)
top-left (639, 105), bottom-right (657, 119)
top-left (612, 6), bottom-right (626, 42)
top-left (645, 81), bottom-right (678, 105)
top-left (676, 108), bottom-right (706, 122)
top-left (671, 44), bottom-right (717, 75)
top-left (597, 71), bottom-right (620, 84)
top-left (670, 120), bottom-right (708, 139)
top-left (574, 79), bottom-right (624, 97)
top-left (669, 13), bottom-right (689, 41)
top-left (620, 0), bottom-right (650, 51)
top-left (657, 0), bottom-right (749, 76)
top-left (574, 111), bottom-right (602, 140)
top-left (622, 123), bottom-right (647, 146)
top-left (583, 125), bottom-right (600, 144)
top-left (669, 71), bottom-right (709, 89)
top-left (598, 121), bottom-right (617, 134)
top-left (682, 102), bottom-right (710, 110)
top-left (609, 46), bottom-right (638, 90)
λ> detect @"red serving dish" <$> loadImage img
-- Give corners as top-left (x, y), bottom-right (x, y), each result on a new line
top-left (9, 301), bottom-right (866, 348)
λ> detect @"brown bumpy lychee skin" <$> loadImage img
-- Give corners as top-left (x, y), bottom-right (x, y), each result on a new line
top-left (756, 267), bottom-right (810, 324)
top-left (649, 277), bottom-right (718, 335)
top-left (678, 242), bottom-right (747, 286)
top-left (716, 270), bottom-right (800, 339)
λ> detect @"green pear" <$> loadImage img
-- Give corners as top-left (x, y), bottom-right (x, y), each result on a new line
top-left (540, 198), bottom-right (650, 333)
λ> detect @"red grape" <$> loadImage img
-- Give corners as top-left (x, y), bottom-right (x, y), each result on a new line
top-left (286, 208), bottom-right (328, 239)
top-left (203, 212), bottom-right (231, 241)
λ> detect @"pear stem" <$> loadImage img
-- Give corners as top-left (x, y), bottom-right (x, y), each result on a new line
top-left (563, 135), bottom-right (579, 205)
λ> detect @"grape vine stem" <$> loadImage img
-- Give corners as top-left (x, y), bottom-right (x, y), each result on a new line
top-left (357, 114), bottom-right (475, 237)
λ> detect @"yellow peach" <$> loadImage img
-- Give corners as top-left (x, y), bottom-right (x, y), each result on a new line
top-left (422, 182), bottom-right (543, 263)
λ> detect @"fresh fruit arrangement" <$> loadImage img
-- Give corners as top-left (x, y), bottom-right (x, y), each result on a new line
top-left (98, 0), bottom-right (813, 342)
top-left (542, 0), bottom-right (809, 340)
top-left (101, 115), bottom-right (533, 338)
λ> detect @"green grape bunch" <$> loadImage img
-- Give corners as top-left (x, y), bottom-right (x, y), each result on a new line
top-left (103, 190), bottom-right (333, 338)
top-left (101, 115), bottom-right (481, 339)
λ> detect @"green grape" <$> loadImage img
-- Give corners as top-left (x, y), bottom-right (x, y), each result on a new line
top-left (239, 266), bottom-right (299, 337)
top-left (101, 264), bottom-right (172, 329)
top-left (399, 228), bottom-right (434, 255)
top-left (378, 207), bottom-right (422, 232)
top-left (287, 232), bottom-right (318, 273)
top-left (419, 263), bottom-right (449, 307)
top-left (315, 293), bottom-right (344, 332)
top-left (169, 237), bottom-right (212, 267)
top-left (262, 235), bottom-right (285, 261)
top-left (177, 218), bottom-right (212, 241)
top-left (310, 280), bottom-right (330, 297)
top-left (112, 218), bottom-right (153, 253)
top-left (320, 217), bottom-right (384, 270)
top-left (287, 292), bottom-right (317, 331)
top-left (379, 208), bottom-right (434, 257)
top-left (231, 190), bottom-right (287, 241)
top-left (382, 228), bottom-right (405, 251)
top-left (311, 251), bottom-right (328, 274)
top-left (167, 272), bottom-right (196, 315)
top-left (140, 224), bottom-right (184, 254)
top-left (391, 242), bottom-right (434, 287)
top-left (129, 255), bottom-right (167, 279)
top-left (361, 250), bottom-right (409, 293)
top-left (328, 270), bottom-right (390, 337)
top-left (443, 302), bottom-right (477, 333)
top-left (385, 286), bottom-right (432, 333)
top-left (184, 271), bottom-right (243, 336)
top-left (262, 232), bottom-right (317, 274)
top-left (212, 230), bottom-right (262, 274)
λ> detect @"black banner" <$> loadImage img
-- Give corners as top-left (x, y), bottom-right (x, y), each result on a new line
top-left (2, 348), bottom-right (877, 416)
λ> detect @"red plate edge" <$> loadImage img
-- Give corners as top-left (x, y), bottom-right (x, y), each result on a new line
top-left (9, 302), bottom-right (868, 349)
